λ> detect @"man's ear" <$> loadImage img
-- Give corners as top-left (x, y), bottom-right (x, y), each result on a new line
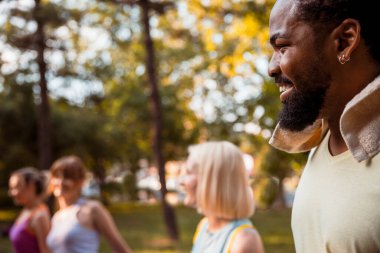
top-left (332, 18), bottom-right (361, 61)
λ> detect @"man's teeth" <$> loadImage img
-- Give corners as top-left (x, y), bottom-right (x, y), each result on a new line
top-left (279, 86), bottom-right (291, 93)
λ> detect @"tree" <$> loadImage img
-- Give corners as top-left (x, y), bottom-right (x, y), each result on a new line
top-left (0, 83), bottom-right (37, 187)
top-left (34, 0), bottom-right (52, 170)
top-left (0, 0), bottom-right (307, 214)
top-left (140, 0), bottom-right (179, 240)
top-left (169, 0), bottom-right (276, 147)
top-left (0, 0), bottom-right (85, 170)
top-left (260, 145), bottom-right (307, 208)
top-left (105, 0), bottom-right (180, 240)
top-left (180, 0), bottom-right (309, 209)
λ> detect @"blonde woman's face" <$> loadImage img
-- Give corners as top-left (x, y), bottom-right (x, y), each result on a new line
top-left (180, 159), bottom-right (198, 208)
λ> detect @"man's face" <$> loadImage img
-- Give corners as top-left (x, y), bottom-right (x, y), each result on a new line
top-left (268, 0), bottom-right (332, 131)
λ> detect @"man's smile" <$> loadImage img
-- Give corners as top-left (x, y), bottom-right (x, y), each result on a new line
top-left (278, 84), bottom-right (294, 102)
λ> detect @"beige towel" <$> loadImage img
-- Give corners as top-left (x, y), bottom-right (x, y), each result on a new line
top-left (269, 75), bottom-right (380, 162)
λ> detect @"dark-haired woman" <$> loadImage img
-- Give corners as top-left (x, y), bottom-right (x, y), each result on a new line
top-left (8, 167), bottom-right (51, 253)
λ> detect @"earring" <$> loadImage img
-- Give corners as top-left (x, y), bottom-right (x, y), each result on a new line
top-left (338, 54), bottom-right (350, 64)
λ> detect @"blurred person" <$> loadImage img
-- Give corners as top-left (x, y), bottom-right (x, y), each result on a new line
top-left (46, 155), bottom-right (133, 253)
top-left (268, 0), bottom-right (380, 252)
top-left (182, 141), bottom-right (265, 253)
top-left (8, 167), bottom-right (51, 253)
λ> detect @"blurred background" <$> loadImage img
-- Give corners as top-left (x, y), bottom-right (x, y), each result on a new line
top-left (0, 0), bottom-right (307, 252)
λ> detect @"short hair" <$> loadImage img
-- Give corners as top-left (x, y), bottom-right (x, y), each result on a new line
top-left (294, 0), bottom-right (380, 63)
top-left (187, 141), bottom-right (255, 219)
top-left (11, 167), bottom-right (46, 196)
top-left (50, 155), bottom-right (86, 181)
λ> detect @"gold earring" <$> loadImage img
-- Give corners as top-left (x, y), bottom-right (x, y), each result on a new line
top-left (338, 54), bottom-right (350, 64)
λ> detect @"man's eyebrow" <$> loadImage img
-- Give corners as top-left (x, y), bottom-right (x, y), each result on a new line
top-left (270, 33), bottom-right (281, 45)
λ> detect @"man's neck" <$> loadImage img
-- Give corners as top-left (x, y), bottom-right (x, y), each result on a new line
top-left (327, 117), bottom-right (348, 156)
top-left (328, 132), bottom-right (348, 156)
top-left (325, 67), bottom-right (380, 156)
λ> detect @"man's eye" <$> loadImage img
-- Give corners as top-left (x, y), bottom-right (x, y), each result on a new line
top-left (276, 46), bottom-right (286, 54)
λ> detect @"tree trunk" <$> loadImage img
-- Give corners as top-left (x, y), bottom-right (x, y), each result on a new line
top-left (272, 177), bottom-right (287, 209)
top-left (35, 0), bottom-right (52, 171)
top-left (93, 159), bottom-right (108, 205)
top-left (140, 0), bottom-right (179, 240)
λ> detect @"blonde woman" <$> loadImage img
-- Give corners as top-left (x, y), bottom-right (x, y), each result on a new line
top-left (8, 167), bottom-right (51, 253)
top-left (46, 155), bottom-right (133, 253)
top-left (182, 141), bottom-right (265, 253)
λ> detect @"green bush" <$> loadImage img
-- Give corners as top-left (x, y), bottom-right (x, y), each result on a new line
top-left (123, 174), bottom-right (138, 201)
top-left (253, 176), bottom-right (279, 209)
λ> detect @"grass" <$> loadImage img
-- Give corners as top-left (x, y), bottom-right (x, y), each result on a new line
top-left (0, 203), bottom-right (294, 253)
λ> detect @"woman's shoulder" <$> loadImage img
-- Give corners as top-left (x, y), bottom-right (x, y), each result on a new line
top-left (82, 199), bottom-right (105, 211)
top-left (195, 217), bottom-right (208, 234)
top-left (197, 217), bottom-right (208, 226)
top-left (31, 204), bottom-right (50, 220)
top-left (193, 217), bottom-right (208, 243)
top-left (229, 226), bottom-right (264, 253)
top-left (81, 199), bottom-right (109, 219)
top-left (29, 204), bottom-right (50, 233)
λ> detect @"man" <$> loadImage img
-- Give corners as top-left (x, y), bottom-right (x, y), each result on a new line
top-left (267, 0), bottom-right (380, 252)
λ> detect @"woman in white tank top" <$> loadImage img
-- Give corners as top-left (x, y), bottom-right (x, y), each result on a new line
top-left (46, 155), bottom-right (133, 253)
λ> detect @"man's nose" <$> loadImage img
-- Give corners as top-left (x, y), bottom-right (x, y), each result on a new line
top-left (268, 53), bottom-right (281, 78)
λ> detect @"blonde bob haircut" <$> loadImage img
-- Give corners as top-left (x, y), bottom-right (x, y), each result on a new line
top-left (187, 141), bottom-right (255, 219)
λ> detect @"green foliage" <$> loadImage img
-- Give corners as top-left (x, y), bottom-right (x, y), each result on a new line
top-left (51, 100), bottom-right (114, 163)
top-left (260, 146), bottom-right (308, 179)
top-left (103, 181), bottom-right (123, 195)
top-left (122, 173), bottom-right (138, 201)
top-left (257, 146), bottom-right (307, 208)
top-left (0, 0), bottom-right (307, 214)
top-left (253, 176), bottom-right (279, 209)
top-left (0, 83), bottom-right (38, 187)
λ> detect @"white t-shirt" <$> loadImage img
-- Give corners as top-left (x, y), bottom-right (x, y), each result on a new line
top-left (292, 132), bottom-right (380, 253)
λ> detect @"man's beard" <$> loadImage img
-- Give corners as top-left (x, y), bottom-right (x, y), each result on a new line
top-left (278, 67), bottom-right (331, 132)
